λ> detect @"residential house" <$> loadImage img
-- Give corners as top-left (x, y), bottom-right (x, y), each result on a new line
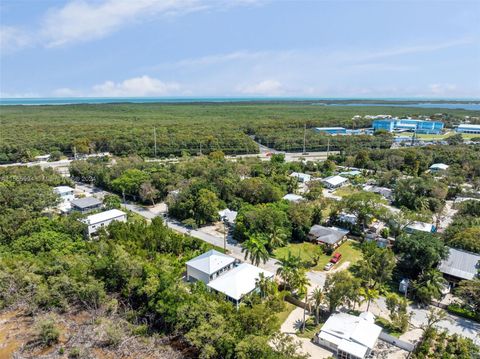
top-left (218, 208), bottom-right (238, 226)
top-left (207, 263), bottom-right (274, 307)
top-left (322, 175), bottom-right (348, 189)
top-left (308, 225), bottom-right (349, 248)
top-left (363, 185), bottom-right (393, 200)
top-left (282, 193), bottom-right (304, 203)
top-left (81, 209), bottom-right (127, 236)
top-left (54, 186), bottom-right (75, 202)
top-left (429, 163), bottom-right (449, 174)
top-left (290, 172), bottom-right (312, 183)
top-left (404, 221), bottom-right (436, 234)
top-left (339, 170), bottom-right (362, 177)
top-left (34, 154), bottom-right (51, 162)
top-left (186, 249), bottom-right (236, 284)
top-left (438, 247), bottom-right (480, 287)
top-left (71, 197), bottom-right (103, 213)
top-left (315, 312), bottom-right (382, 359)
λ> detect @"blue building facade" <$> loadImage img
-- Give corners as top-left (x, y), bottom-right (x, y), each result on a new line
top-left (314, 127), bottom-right (347, 135)
top-left (373, 119), bottom-right (444, 134)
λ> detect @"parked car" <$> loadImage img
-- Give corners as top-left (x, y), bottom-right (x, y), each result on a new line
top-left (330, 252), bottom-right (342, 263)
top-left (324, 262), bottom-right (334, 271)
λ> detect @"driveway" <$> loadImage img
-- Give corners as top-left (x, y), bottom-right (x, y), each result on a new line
top-left (280, 307), bottom-right (333, 358)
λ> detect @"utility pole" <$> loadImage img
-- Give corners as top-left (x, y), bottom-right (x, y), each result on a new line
top-left (222, 217), bottom-right (227, 253)
top-left (302, 289), bottom-right (308, 333)
top-left (73, 146), bottom-right (77, 160)
top-left (303, 123), bottom-right (307, 154)
top-left (153, 127), bottom-right (157, 158)
top-left (326, 137), bottom-right (330, 157)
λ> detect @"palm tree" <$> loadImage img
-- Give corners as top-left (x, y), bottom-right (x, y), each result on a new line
top-left (309, 287), bottom-right (324, 325)
top-left (265, 226), bottom-right (288, 250)
top-left (256, 272), bottom-right (275, 299)
top-left (241, 235), bottom-right (269, 266)
top-left (414, 269), bottom-right (447, 304)
top-left (276, 251), bottom-right (302, 289)
top-left (360, 287), bottom-right (379, 311)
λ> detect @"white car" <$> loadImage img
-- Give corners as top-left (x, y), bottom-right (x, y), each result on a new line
top-left (324, 262), bottom-right (334, 271)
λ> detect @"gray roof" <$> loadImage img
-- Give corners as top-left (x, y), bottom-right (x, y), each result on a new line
top-left (186, 250), bottom-right (235, 275)
top-left (308, 225), bottom-right (349, 245)
top-left (71, 197), bottom-right (102, 209)
top-left (438, 248), bottom-right (480, 280)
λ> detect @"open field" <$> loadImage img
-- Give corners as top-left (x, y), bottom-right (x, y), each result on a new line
top-left (1, 102), bottom-right (478, 163)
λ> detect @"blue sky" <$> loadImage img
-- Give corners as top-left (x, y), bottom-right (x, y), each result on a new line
top-left (1, 0), bottom-right (479, 98)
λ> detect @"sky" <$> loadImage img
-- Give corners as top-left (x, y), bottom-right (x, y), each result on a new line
top-left (0, 0), bottom-right (479, 98)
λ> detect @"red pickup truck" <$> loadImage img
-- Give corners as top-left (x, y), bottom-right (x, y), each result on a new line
top-left (330, 252), bottom-right (342, 264)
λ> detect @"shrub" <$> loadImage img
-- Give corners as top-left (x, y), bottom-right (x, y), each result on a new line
top-left (36, 318), bottom-right (60, 346)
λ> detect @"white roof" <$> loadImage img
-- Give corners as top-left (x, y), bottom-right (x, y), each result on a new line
top-left (218, 209), bottom-right (238, 224)
top-left (458, 124), bottom-right (480, 129)
top-left (430, 163), bottom-right (449, 170)
top-left (315, 127), bottom-right (346, 130)
top-left (290, 172), bottom-right (311, 180)
top-left (319, 312), bottom-right (382, 357)
top-left (84, 209), bottom-right (126, 225)
top-left (54, 185), bottom-right (75, 194)
top-left (282, 193), bottom-right (304, 202)
top-left (186, 249), bottom-right (235, 275)
top-left (406, 221), bottom-right (434, 232)
top-left (207, 263), bottom-right (274, 301)
top-left (322, 175), bottom-right (348, 186)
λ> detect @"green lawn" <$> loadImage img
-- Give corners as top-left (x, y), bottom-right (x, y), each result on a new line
top-left (296, 318), bottom-right (323, 339)
top-left (333, 185), bottom-right (359, 198)
top-left (395, 132), bottom-right (479, 141)
top-left (273, 240), bottom-right (363, 271)
top-left (275, 302), bottom-right (296, 328)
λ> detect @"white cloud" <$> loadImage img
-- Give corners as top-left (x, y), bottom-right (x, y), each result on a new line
top-left (91, 75), bottom-right (181, 96)
top-left (427, 83), bottom-right (458, 96)
top-left (0, 26), bottom-right (30, 54)
top-left (41, 0), bottom-right (260, 47)
top-left (237, 80), bottom-right (283, 96)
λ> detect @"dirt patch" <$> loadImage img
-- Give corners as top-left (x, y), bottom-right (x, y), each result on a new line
top-left (0, 307), bottom-right (185, 359)
top-left (0, 309), bottom-right (34, 359)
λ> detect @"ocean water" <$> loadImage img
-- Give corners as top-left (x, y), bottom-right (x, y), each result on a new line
top-left (0, 97), bottom-right (479, 110)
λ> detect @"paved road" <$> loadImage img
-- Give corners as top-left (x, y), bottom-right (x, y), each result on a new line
top-left (118, 200), bottom-right (326, 286)
top-left (360, 297), bottom-right (480, 345)
top-left (73, 182), bottom-right (480, 345)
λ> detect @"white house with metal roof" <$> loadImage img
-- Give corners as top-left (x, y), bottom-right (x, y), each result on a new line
top-left (429, 163), bottom-right (449, 173)
top-left (218, 209), bottom-right (238, 226)
top-left (282, 193), bottom-right (305, 203)
top-left (54, 186), bottom-right (75, 202)
top-left (290, 172), bottom-right (312, 183)
top-left (322, 175), bottom-right (349, 189)
top-left (315, 312), bottom-right (382, 359)
top-left (207, 263), bottom-right (274, 307)
top-left (404, 221), bottom-right (436, 234)
top-left (186, 249), bottom-right (236, 284)
top-left (438, 247), bottom-right (480, 286)
top-left (81, 209), bottom-right (127, 236)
